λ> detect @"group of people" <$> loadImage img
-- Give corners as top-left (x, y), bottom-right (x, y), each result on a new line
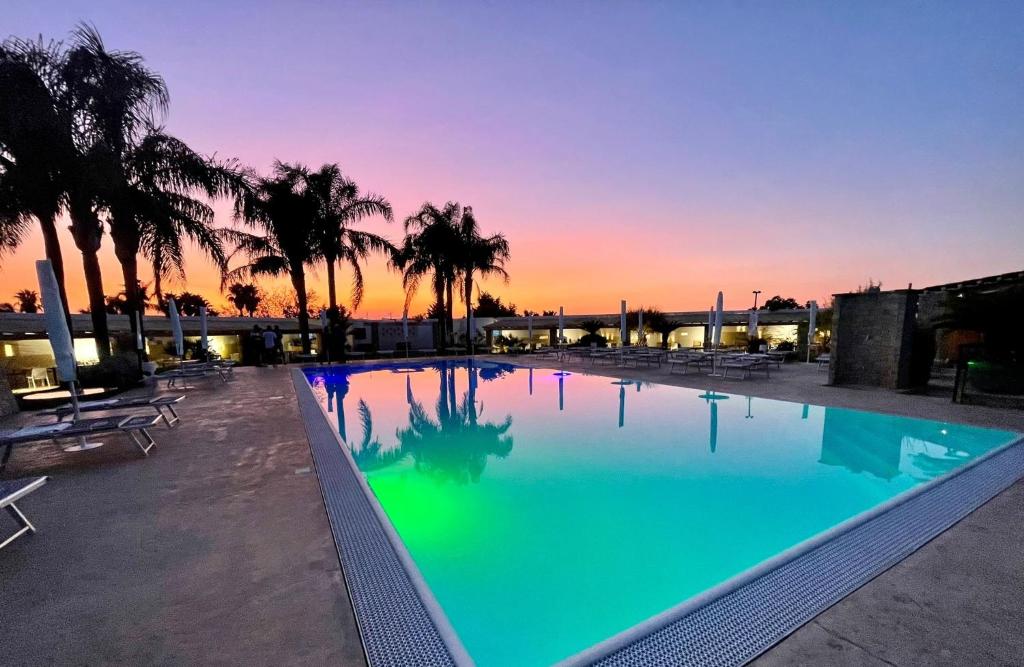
top-left (246, 325), bottom-right (285, 367)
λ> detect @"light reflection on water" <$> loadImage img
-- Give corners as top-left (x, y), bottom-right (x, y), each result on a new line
top-left (306, 360), bottom-right (1019, 666)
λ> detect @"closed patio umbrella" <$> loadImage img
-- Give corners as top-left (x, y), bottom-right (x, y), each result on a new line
top-left (199, 306), bottom-right (209, 355)
top-left (713, 292), bottom-right (724, 348)
top-left (167, 297), bottom-right (184, 357)
top-left (637, 309), bottom-right (644, 347)
top-left (36, 260), bottom-right (101, 451)
top-left (711, 291), bottom-right (724, 375)
top-left (748, 309), bottom-right (759, 341)
top-left (620, 300), bottom-right (627, 347)
top-left (558, 306), bottom-right (564, 345)
top-left (135, 310), bottom-right (144, 352)
top-left (807, 300), bottom-right (818, 363)
top-left (706, 307), bottom-right (714, 348)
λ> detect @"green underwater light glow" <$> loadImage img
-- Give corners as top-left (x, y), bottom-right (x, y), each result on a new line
top-left (309, 361), bottom-right (1020, 666)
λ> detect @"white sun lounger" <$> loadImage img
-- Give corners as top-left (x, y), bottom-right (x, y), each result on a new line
top-left (1, 476), bottom-right (48, 550)
top-left (49, 395), bottom-right (184, 427)
top-left (0, 414), bottom-right (164, 472)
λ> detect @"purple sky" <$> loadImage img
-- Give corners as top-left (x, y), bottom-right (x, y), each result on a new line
top-left (4, 2), bottom-right (1023, 316)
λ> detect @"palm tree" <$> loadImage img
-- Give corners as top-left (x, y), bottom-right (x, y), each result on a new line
top-left (61, 27), bottom-right (234, 356)
top-left (160, 291), bottom-right (215, 317)
top-left (113, 130), bottom-right (238, 347)
top-left (14, 289), bottom-right (39, 313)
top-left (226, 282), bottom-right (261, 316)
top-left (303, 164), bottom-right (395, 311)
top-left (396, 202), bottom-right (462, 346)
top-left (224, 162), bottom-right (318, 353)
top-left (58, 25), bottom-right (172, 358)
top-left (645, 309), bottom-right (684, 349)
top-left (0, 37), bottom-right (78, 331)
top-left (453, 206), bottom-right (510, 353)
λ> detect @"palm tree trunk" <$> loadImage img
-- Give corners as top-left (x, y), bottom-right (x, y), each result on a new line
top-left (464, 271), bottom-right (474, 353)
top-left (120, 253), bottom-right (147, 363)
top-left (292, 267), bottom-right (312, 354)
top-left (445, 279), bottom-right (455, 346)
top-left (38, 212), bottom-right (74, 334)
top-left (113, 222), bottom-right (146, 364)
top-left (326, 255), bottom-right (338, 310)
top-left (433, 287), bottom-right (447, 349)
top-left (152, 263), bottom-right (163, 304)
top-left (80, 248), bottom-right (111, 359)
top-left (69, 205), bottom-right (111, 360)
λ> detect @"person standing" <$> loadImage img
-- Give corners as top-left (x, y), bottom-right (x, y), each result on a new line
top-left (248, 325), bottom-right (264, 366)
top-left (273, 325), bottom-right (285, 364)
top-left (263, 326), bottom-right (278, 367)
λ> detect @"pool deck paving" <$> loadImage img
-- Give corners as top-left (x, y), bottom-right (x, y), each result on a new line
top-left (0, 366), bottom-right (364, 666)
top-left (1, 357), bottom-right (1022, 666)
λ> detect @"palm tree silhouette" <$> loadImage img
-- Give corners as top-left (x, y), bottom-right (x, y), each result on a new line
top-left (226, 282), bottom-right (261, 316)
top-left (394, 363), bottom-right (514, 483)
top-left (13, 289), bottom-right (39, 313)
top-left (118, 131), bottom-right (240, 324)
top-left (62, 25), bottom-right (171, 358)
top-left (0, 37), bottom-right (81, 333)
top-left (453, 206), bottom-right (510, 354)
top-left (303, 163), bottom-right (395, 312)
top-left (396, 202), bottom-right (462, 346)
top-left (224, 162), bottom-right (319, 353)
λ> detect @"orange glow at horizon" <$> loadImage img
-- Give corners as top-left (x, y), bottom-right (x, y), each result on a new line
top-left (1, 203), bottom-right (1014, 321)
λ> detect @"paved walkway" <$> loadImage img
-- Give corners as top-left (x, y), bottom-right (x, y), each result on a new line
top-left (1, 367), bottom-right (364, 666)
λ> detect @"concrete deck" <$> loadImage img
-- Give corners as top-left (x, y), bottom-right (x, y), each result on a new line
top-left (0, 367), bottom-right (365, 666)
top-left (2, 357), bottom-right (1022, 666)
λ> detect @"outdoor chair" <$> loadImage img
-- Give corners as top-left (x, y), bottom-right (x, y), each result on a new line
top-left (816, 353), bottom-right (831, 370)
top-left (1, 476), bottom-right (47, 551)
top-left (0, 414), bottom-right (164, 473)
top-left (27, 368), bottom-right (51, 389)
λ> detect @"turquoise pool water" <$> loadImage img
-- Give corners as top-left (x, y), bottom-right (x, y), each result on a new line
top-left (305, 360), bottom-right (1020, 666)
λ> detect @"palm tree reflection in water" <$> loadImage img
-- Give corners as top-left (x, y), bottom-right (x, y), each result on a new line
top-left (397, 363), bottom-right (514, 484)
top-left (337, 362), bottom-right (514, 483)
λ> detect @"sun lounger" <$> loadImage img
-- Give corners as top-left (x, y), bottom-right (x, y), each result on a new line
top-left (0, 414), bottom-right (163, 471)
top-left (1, 476), bottom-right (47, 550)
top-left (720, 356), bottom-right (771, 379)
top-left (160, 363), bottom-right (232, 387)
top-left (667, 353), bottom-right (713, 375)
top-left (49, 395), bottom-right (185, 427)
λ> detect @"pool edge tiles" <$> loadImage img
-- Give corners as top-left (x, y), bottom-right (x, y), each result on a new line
top-left (291, 369), bottom-right (472, 667)
top-left (296, 362), bottom-right (1024, 667)
top-left (564, 430), bottom-right (1024, 667)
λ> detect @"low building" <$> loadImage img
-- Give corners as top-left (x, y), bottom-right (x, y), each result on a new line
top-left (482, 308), bottom-right (815, 350)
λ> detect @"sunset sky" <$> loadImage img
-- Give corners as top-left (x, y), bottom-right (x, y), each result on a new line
top-left (3, 2), bottom-right (1022, 317)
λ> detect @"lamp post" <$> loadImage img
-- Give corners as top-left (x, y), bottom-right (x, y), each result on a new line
top-left (752, 290), bottom-right (762, 310)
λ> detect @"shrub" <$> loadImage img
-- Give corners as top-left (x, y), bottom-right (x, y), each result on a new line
top-left (78, 353), bottom-right (143, 389)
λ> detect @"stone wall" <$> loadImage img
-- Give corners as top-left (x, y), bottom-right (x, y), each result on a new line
top-left (829, 290), bottom-right (918, 390)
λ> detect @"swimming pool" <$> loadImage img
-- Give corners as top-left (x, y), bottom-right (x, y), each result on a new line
top-left (299, 360), bottom-right (1023, 666)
